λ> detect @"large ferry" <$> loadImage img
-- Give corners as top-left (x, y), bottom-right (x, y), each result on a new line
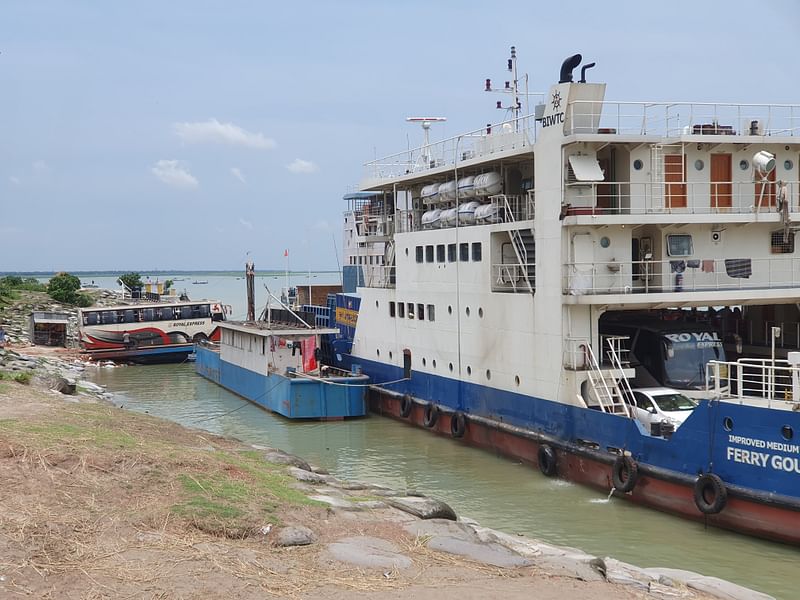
top-left (328, 48), bottom-right (800, 544)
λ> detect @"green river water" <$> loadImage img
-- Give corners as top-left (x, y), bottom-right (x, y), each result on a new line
top-left (90, 362), bottom-right (797, 599)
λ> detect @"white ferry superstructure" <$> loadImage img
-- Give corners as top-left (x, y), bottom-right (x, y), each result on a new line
top-left (329, 49), bottom-right (800, 544)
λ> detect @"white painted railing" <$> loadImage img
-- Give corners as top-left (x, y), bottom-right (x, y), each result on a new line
top-left (566, 180), bottom-right (800, 217)
top-left (564, 256), bottom-right (800, 296)
top-left (707, 358), bottom-right (800, 408)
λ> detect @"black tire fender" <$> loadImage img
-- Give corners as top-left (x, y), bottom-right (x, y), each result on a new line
top-left (694, 473), bottom-right (727, 515)
top-left (399, 394), bottom-right (413, 418)
top-left (538, 444), bottom-right (557, 477)
top-left (422, 403), bottom-right (439, 428)
top-left (611, 455), bottom-right (639, 493)
top-left (450, 412), bottom-right (467, 438)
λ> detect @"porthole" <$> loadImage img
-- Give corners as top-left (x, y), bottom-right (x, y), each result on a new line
top-left (449, 362), bottom-right (454, 372)
top-left (405, 247), bottom-right (409, 256)
top-left (785, 160), bottom-right (794, 171)
top-left (432, 359), bottom-right (437, 368)
top-left (782, 425), bottom-right (794, 440)
top-left (723, 416), bottom-right (733, 431)
top-left (694, 159), bottom-right (705, 171)
top-left (376, 349), bottom-right (380, 357)
top-left (633, 159), bottom-right (643, 171)
top-left (466, 366), bottom-right (472, 375)
top-left (375, 300), bottom-right (379, 308)
top-left (422, 357), bottom-right (427, 367)
top-left (515, 375), bottom-right (521, 386)
top-left (739, 159), bottom-right (749, 171)
top-left (600, 236), bottom-right (611, 248)
top-left (478, 307), bottom-right (484, 318)
top-left (448, 305), bottom-right (453, 315)
top-left (486, 369), bottom-right (491, 380)
top-left (389, 351), bottom-right (393, 360)
top-left (466, 306), bottom-right (471, 317)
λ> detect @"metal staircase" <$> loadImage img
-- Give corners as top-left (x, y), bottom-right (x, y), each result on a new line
top-left (509, 228), bottom-right (535, 292)
top-left (583, 339), bottom-right (633, 416)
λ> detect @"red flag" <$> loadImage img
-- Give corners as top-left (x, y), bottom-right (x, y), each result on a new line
top-left (284, 249), bottom-right (288, 257)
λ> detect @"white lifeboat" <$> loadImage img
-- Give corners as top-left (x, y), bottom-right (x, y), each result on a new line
top-left (474, 203), bottom-right (501, 224)
top-left (457, 201), bottom-right (481, 225)
top-left (440, 207), bottom-right (458, 228)
top-left (473, 171), bottom-right (502, 197)
top-left (421, 209), bottom-right (442, 229)
top-left (421, 183), bottom-right (440, 203)
top-left (438, 180), bottom-right (457, 202)
top-left (457, 175), bottom-right (476, 198)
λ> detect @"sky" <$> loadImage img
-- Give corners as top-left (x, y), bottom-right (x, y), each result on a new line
top-left (1, 1), bottom-right (799, 272)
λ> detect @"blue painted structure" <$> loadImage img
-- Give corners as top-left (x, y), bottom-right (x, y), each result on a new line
top-left (195, 344), bottom-right (369, 419)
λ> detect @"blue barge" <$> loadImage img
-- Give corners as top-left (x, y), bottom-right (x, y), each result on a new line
top-left (195, 319), bottom-right (368, 420)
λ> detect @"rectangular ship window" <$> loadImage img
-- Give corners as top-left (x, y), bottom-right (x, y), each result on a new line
top-left (667, 234), bottom-right (693, 257)
top-left (389, 301), bottom-right (396, 317)
top-left (472, 242), bottom-right (482, 261)
top-left (417, 303), bottom-right (425, 320)
top-left (460, 242), bottom-right (469, 261)
top-left (416, 246), bottom-right (423, 263)
top-left (398, 302), bottom-right (405, 318)
top-left (425, 245), bottom-right (434, 263)
top-left (437, 244), bottom-right (445, 262)
top-left (407, 303), bottom-right (415, 319)
top-left (448, 243), bottom-right (456, 262)
top-left (427, 304), bottom-right (435, 321)
top-left (771, 230), bottom-right (795, 254)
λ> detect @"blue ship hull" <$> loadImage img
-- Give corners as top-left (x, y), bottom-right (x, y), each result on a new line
top-left (331, 334), bottom-right (800, 543)
top-left (195, 345), bottom-right (368, 419)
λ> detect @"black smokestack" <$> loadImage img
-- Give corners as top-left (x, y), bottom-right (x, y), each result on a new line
top-left (559, 54), bottom-right (582, 83)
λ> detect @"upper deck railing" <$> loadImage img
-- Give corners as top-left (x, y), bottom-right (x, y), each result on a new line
top-left (363, 100), bottom-right (800, 183)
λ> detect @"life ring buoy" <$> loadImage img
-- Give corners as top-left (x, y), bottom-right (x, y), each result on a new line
top-left (422, 404), bottom-right (439, 428)
top-left (611, 455), bottom-right (639, 493)
top-left (450, 412), bottom-right (467, 438)
top-left (538, 444), bottom-right (557, 477)
top-left (399, 394), bottom-right (413, 418)
top-left (694, 473), bottom-right (727, 515)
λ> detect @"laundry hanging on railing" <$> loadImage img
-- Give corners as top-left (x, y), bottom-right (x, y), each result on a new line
top-left (701, 259), bottom-right (715, 273)
top-left (670, 260), bottom-right (686, 273)
top-left (724, 258), bottom-right (752, 278)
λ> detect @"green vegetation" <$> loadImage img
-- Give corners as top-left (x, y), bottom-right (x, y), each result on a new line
top-left (118, 272), bottom-right (143, 290)
top-left (0, 371), bottom-right (32, 384)
top-left (46, 272), bottom-right (92, 306)
top-left (0, 275), bottom-right (47, 304)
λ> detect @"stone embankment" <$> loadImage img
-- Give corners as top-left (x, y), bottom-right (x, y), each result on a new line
top-left (0, 339), bottom-right (773, 599)
top-left (0, 288), bottom-right (121, 347)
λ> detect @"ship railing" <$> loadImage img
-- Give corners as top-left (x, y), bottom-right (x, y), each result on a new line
top-left (566, 100), bottom-right (800, 137)
top-left (489, 193), bottom-right (534, 222)
top-left (564, 256), bottom-right (800, 296)
top-left (564, 180), bottom-right (800, 217)
top-left (707, 358), bottom-right (800, 409)
top-left (492, 261), bottom-right (535, 293)
top-left (363, 265), bottom-right (396, 289)
top-left (362, 116), bottom-right (538, 181)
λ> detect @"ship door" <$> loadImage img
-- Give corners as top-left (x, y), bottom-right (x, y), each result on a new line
top-left (710, 154), bottom-right (732, 209)
top-left (403, 348), bottom-right (412, 379)
top-left (755, 166), bottom-right (776, 209)
top-left (664, 154), bottom-right (686, 209)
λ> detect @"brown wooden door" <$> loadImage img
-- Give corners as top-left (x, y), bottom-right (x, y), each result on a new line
top-left (710, 153), bottom-right (732, 208)
top-left (664, 155), bottom-right (686, 208)
top-left (755, 166), bottom-right (776, 209)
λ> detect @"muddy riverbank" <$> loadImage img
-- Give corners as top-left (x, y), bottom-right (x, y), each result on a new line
top-left (0, 343), bottom-right (771, 600)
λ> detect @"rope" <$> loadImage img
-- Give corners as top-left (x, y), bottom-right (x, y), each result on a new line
top-left (291, 370), bottom-right (409, 388)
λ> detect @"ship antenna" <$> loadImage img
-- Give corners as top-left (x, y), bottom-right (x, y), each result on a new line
top-left (485, 45), bottom-right (524, 132)
top-left (406, 116), bottom-right (447, 168)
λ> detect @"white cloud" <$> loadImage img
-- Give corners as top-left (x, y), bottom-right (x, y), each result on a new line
top-left (312, 219), bottom-right (331, 232)
top-left (9, 176), bottom-right (20, 185)
top-left (32, 160), bottom-right (48, 172)
top-left (239, 217), bottom-right (253, 230)
top-left (173, 119), bottom-right (276, 149)
top-left (151, 160), bottom-right (199, 189)
top-left (230, 167), bottom-right (246, 183)
top-left (286, 158), bottom-right (318, 174)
